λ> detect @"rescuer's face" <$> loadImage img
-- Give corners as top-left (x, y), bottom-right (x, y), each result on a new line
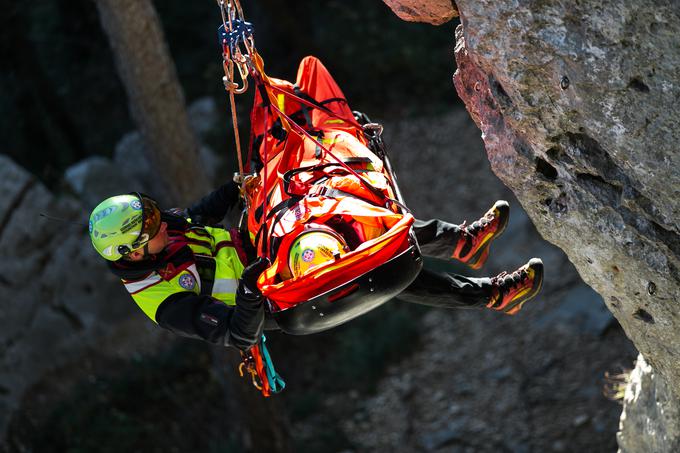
top-left (126, 222), bottom-right (169, 261)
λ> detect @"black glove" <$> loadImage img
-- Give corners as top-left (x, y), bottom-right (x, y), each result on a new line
top-left (238, 257), bottom-right (270, 297)
top-left (228, 257), bottom-right (270, 350)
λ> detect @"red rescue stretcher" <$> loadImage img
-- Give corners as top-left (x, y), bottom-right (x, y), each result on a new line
top-left (243, 56), bottom-right (423, 335)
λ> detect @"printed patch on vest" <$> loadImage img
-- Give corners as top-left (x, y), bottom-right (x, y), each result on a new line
top-left (178, 273), bottom-right (196, 290)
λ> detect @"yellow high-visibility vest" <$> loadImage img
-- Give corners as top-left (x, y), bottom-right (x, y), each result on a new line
top-left (123, 225), bottom-right (245, 322)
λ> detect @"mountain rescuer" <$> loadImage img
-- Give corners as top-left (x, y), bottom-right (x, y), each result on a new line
top-left (88, 185), bottom-right (543, 350)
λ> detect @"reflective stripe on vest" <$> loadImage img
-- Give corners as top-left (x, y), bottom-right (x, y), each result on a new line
top-left (124, 273), bottom-right (162, 294)
top-left (212, 278), bottom-right (239, 295)
top-left (201, 226), bottom-right (245, 306)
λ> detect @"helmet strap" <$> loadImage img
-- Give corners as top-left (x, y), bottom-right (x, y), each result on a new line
top-left (140, 243), bottom-right (151, 260)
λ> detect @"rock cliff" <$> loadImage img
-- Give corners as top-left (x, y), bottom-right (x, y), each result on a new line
top-left (382, 0), bottom-right (680, 450)
top-left (0, 97), bottom-right (223, 440)
top-left (0, 154), bottom-right (159, 438)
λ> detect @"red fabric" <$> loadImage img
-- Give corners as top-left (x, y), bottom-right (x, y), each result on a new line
top-left (295, 56), bottom-right (358, 133)
top-left (251, 344), bottom-right (271, 397)
top-left (246, 56), bottom-right (413, 309)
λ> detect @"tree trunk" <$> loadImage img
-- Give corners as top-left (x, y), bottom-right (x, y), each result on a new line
top-left (0, 0), bottom-right (88, 184)
top-left (93, 0), bottom-right (208, 206)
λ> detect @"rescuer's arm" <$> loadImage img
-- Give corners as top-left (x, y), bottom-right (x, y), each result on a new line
top-left (186, 180), bottom-right (240, 224)
top-left (154, 258), bottom-right (268, 350)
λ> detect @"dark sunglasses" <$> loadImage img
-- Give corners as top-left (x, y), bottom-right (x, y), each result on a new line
top-left (117, 193), bottom-right (162, 257)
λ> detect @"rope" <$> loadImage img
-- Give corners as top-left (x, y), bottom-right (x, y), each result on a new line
top-left (227, 69), bottom-right (245, 183)
top-left (217, 0), bottom-right (252, 188)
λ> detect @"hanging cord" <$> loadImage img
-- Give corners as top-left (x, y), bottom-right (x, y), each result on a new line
top-left (39, 213), bottom-right (87, 228)
top-left (216, 0), bottom-right (255, 194)
top-left (259, 103), bottom-right (270, 257)
top-left (226, 60), bottom-right (246, 186)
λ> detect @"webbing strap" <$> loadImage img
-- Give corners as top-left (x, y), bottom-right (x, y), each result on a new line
top-left (308, 186), bottom-right (379, 206)
top-left (308, 185), bottom-right (411, 215)
top-left (253, 197), bottom-right (300, 257)
top-left (260, 102), bottom-right (270, 256)
top-left (269, 84), bottom-right (362, 130)
top-left (293, 86), bottom-right (313, 128)
top-left (260, 335), bottom-right (285, 393)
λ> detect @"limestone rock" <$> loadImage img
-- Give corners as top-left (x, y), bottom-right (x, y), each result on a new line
top-left (188, 96), bottom-right (219, 138)
top-left (382, 0), bottom-right (458, 25)
top-left (617, 354), bottom-right (680, 452)
top-left (451, 0), bottom-right (680, 449)
top-left (113, 131), bottom-right (169, 202)
top-left (67, 137), bottom-right (224, 212)
top-left (65, 155), bottom-right (142, 208)
top-left (535, 284), bottom-right (614, 336)
top-left (0, 154), bottom-right (162, 439)
top-left (112, 132), bottom-right (225, 207)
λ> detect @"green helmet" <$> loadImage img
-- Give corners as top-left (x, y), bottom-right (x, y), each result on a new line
top-left (89, 194), bottom-right (160, 261)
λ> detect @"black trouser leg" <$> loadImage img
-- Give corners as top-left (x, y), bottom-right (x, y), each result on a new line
top-left (397, 219), bottom-right (492, 309)
top-left (412, 218), bottom-right (463, 260)
top-left (396, 266), bottom-right (493, 309)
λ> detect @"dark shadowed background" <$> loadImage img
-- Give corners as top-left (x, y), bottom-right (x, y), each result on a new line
top-left (1, 1), bottom-right (636, 452)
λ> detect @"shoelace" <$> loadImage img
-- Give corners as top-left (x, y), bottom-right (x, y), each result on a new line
top-left (463, 214), bottom-right (493, 236)
top-left (492, 269), bottom-right (529, 290)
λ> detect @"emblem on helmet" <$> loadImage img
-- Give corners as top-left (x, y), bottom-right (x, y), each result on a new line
top-left (301, 249), bottom-right (315, 262)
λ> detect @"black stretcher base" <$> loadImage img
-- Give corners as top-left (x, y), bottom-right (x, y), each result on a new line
top-left (270, 244), bottom-right (423, 335)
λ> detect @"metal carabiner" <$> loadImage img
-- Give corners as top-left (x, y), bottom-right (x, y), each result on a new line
top-left (238, 354), bottom-right (263, 390)
top-left (222, 57), bottom-right (249, 94)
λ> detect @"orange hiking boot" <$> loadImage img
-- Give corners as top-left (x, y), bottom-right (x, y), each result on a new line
top-left (487, 258), bottom-right (544, 315)
top-left (451, 200), bottom-right (510, 270)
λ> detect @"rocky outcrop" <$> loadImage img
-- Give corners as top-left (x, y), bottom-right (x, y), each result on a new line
top-left (380, 0), bottom-right (680, 449)
top-left (451, 0), bottom-right (680, 372)
top-left (382, 0), bottom-right (458, 25)
top-left (0, 97), bottom-right (224, 440)
top-left (65, 97), bottom-right (225, 209)
top-left (448, 0), bottom-right (679, 450)
top-left (618, 354), bottom-right (680, 452)
top-left (0, 154), bottom-right (162, 438)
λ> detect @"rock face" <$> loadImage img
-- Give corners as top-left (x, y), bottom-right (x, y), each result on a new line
top-left (447, 0), bottom-right (679, 450)
top-left (618, 354), bottom-right (680, 452)
top-left (0, 154), bottom-right (160, 439)
top-left (382, 0), bottom-right (458, 25)
top-left (0, 97), bottom-right (224, 440)
top-left (65, 97), bottom-right (225, 210)
top-left (379, 0), bottom-right (680, 449)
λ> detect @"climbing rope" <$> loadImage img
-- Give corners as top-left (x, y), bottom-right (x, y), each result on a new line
top-left (216, 0), bottom-right (255, 189)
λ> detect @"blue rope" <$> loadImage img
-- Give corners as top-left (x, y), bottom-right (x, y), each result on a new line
top-left (260, 334), bottom-right (286, 393)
